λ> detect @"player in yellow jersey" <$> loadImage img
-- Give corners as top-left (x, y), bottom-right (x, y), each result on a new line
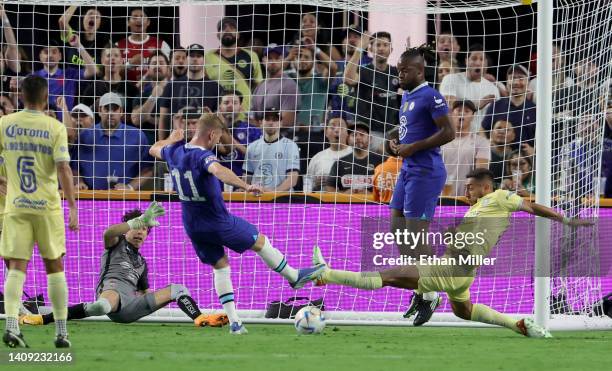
top-left (313, 168), bottom-right (592, 337)
top-left (0, 160), bottom-right (6, 233)
top-left (0, 75), bottom-right (78, 348)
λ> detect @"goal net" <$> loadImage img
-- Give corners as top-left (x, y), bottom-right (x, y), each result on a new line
top-left (1, 0), bottom-right (611, 330)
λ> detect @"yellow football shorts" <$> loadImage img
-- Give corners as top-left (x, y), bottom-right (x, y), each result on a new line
top-left (416, 263), bottom-right (475, 303)
top-left (0, 213), bottom-right (66, 260)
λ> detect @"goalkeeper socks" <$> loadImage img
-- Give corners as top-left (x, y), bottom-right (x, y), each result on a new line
top-left (255, 236), bottom-right (298, 283)
top-left (323, 269), bottom-right (383, 290)
top-left (470, 303), bottom-right (521, 333)
top-left (4, 269), bottom-right (26, 334)
top-left (422, 292), bottom-right (439, 301)
top-left (214, 267), bottom-right (240, 324)
top-left (42, 299), bottom-right (111, 325)
top-left (177, 295), bottom-right (202, 321)
top-left (47, 272), bottom-right (68, 336)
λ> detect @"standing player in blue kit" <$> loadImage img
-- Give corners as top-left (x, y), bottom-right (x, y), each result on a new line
top-left (390, 46), bottom-right (455, 325)
top-left (149, 113), bottom-right (324, 334)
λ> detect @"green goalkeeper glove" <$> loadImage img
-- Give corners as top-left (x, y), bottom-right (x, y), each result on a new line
top-left (127, 201), bottom-right (166, 230)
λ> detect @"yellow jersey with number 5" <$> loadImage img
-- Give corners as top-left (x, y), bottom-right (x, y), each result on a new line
top-left (0, 109), bottom-right (70, 215)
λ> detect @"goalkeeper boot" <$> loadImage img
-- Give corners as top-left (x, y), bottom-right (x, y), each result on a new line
top-left (516, 318), bottom-right (553, 338)
top-left (312, 245), bottom-right (328, 286)
top-left (3, 331), bottom-right (29, 348)
top-left (229, 322), bottom-right (248, 335)
top-left (19, 314), bottom-right (43, 326)
top-left (403, 292), bottom-right (422, 319)
top-left (290, 264), bottom-right (326, 289)
top-left (413, 292), bottom-right (441, 326)
top-left (54, 335), bottom-right (71, 348)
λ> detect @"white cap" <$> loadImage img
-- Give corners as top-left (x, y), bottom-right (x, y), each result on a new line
top-left (71, 103), bottom-right (94, 119)
top-left (99, 92), bottom-right (123, 108)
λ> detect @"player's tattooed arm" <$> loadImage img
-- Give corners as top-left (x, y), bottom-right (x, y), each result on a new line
top-left (398, 114), bottom-right (455, 158)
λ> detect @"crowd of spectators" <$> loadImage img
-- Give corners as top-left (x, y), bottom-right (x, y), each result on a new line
top-left (1, 5), bottom-right (610, 199)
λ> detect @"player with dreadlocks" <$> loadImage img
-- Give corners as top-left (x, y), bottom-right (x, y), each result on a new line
top-left (370, 45), bottom-right (456, 325)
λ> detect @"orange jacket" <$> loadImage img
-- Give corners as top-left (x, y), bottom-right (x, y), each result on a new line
top-left (372, 157), bottom-right (402, 203)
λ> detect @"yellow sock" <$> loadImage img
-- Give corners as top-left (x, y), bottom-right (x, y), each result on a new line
top-left (4, 270), bottom-right (26, 318)
top-left (470, 303), bottom-right (520, 333)
top-left (323, 269), bottom-right (383, 290)
top-left (47, 272), bottom-right (68, 320)
top-left (4, 269), bottom-right (25, 334)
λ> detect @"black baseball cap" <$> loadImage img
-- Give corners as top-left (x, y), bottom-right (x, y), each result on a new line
top-left (349, 121), bottom-right (370, 133)
top-left (217, 17), bottom-right (238, 32)
top-left (182, 106), bottom-right (201, 119)
top-left (187, 44), bottom-right (205, 56)
top-left (263, 107), bottom-right (280, 119)
top-left (452, 99), bottom-right (477, 113)
top-left (265, 43), bottom-right (286, 57)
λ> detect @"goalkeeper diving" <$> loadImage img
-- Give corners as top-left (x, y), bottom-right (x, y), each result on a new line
top-left (313, 168), bottom-right (593, 337)
top-left (21, 202), bottom-right (229, 328)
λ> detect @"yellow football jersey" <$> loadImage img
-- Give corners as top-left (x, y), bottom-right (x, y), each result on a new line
top-left (204, 48), bottom-right (263, 116)
top-left (0, 110), bottom-right (70, 215)
top-left (0, 161), bottom-right (6, 230)
top-left (450, 189), bottom-right (524, 257)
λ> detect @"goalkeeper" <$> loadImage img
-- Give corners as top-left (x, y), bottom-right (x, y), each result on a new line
top-left (313, 169), bottom-right (593, 337)
top-left (21, 202), bottom-right (228, 328)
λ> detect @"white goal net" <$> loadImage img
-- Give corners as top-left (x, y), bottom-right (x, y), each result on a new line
top-left (1, 0), bottom-right (611, 330)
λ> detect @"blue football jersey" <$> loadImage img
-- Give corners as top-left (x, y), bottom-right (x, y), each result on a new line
top-left (162, 142), bottom-right (230, 229)
top-left (398, 82), bottom-right (448, 172)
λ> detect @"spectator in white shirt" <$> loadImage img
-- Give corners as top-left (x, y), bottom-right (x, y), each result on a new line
top-left (441, 100), bottom-right (491, 196)
top-left (439, 44), bottom-right (500, 132)
top-left (303, 116), bottom-right (353, 192)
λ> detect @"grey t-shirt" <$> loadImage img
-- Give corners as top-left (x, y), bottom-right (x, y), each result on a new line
top-left (243, 136), bottom-right (301, 189)
top-left (250, 75), bottom-right (299, 120)
top-left (98, 236), bottom-right (149, 292)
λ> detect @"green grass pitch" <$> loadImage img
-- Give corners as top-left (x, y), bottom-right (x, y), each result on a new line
top-left (5, 322), bottom-right (611, 371)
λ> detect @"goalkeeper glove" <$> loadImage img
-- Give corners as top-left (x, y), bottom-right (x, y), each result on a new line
top-left (127, 201), bottom-right (166, 230)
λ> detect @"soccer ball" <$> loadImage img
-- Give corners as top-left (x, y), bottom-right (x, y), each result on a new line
top-left (294, 306), bottom-right (326, 334)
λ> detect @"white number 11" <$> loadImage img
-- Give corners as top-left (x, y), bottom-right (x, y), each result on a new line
top-left (171, 169), bottom-right (206, 201)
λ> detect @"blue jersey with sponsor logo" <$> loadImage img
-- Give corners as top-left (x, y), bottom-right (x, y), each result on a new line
top-left (398, 82), bottom-right (448, 172)
top-left (161, 142), bottom-right (230, 229)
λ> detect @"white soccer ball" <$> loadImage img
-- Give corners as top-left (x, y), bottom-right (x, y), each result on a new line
top-left (294, 306), bottom-right (326, 334)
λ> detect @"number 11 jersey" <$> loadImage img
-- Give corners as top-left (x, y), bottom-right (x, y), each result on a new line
top-left (161, 142), bottom-right (230, 229)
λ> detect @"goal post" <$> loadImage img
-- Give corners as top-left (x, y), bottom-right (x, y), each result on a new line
top-left (534, 0), bottom-right (553, 330)
top-left (1, 0), bottom-right (611, 330)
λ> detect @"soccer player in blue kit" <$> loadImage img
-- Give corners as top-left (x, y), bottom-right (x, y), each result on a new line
top-left (150, 113), bottom-right (325, 334)
top-left (390, 46), bottom-right (455, 326)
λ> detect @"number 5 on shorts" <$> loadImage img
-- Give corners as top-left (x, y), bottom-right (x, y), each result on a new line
top-left (17, 156), bottom-right (37, 193)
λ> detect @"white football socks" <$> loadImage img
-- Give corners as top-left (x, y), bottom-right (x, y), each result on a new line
top-left (213, 266), bottom-right (240, 324)
top-left (256, 236), bottom-right (298, 283)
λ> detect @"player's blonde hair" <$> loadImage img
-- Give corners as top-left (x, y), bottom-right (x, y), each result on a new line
top-left (197, 113), bottom-right (225, 133)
